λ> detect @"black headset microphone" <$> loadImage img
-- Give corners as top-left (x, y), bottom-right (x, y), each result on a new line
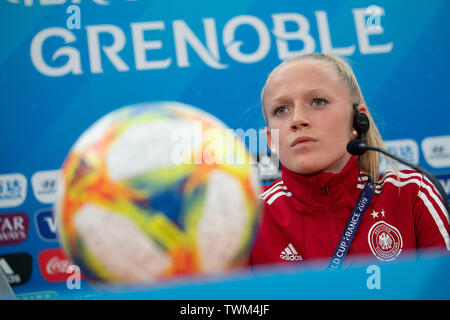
top-left (348, 104), bottom-right (450, 214)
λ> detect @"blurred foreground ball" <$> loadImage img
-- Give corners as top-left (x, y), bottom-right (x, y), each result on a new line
top-left (54, 101), bottom-right (261, 284)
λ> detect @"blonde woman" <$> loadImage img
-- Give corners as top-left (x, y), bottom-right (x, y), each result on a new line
top-left (251, 53), bottom-right (449, 268)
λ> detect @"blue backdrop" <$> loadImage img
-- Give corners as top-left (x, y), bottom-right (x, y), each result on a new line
top-left (0, 0), bottom-right (449, 299)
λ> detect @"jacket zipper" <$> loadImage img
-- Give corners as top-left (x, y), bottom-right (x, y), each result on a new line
top-left (323, 183), bottom-right (338, 253)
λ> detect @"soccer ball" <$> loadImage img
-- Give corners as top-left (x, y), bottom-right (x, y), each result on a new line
top-left (54, 101), bottom-right (261, 284)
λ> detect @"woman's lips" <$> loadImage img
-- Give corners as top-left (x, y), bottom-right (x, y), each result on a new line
top-left (291, 136), bottom-right (317, 148)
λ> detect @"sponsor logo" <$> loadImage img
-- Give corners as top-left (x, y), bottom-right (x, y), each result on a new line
top-left (0, 212), bottom-right (29, 245)
top-left (31, 170), bottom-right (61, 204)
top-left (35, 209), bottom-right (58, 241)
top-left (280, 243), bottom-right (302, 261)
top-left (379, 139), bottom-right (419, 172)
top-left (38, 248), bottom-right (83, 282)
top-left (0, 173), bottom-right (27, 209)
top-left (421, 136), bottom-right (450, 168)
top-left (0, 253), bottom-right (33, 286)
top-left (436, 173), bottom-right (450, 198)
top-left (368, 221), bottom-right (403, 262)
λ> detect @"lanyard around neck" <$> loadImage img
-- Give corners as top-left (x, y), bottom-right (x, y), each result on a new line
top-left (328, 179), bottom-right (376, 271)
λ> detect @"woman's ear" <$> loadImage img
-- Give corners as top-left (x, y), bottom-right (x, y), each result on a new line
top-left (352, 104), bottom-right (370, 137)
top-left (356, 104), bottom-right (369, 114)
top-left (351, 104), bottom-right (369, 139)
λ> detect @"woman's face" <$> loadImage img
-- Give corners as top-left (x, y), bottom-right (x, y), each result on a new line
top-left (263, 59), bottom-right (361, 175)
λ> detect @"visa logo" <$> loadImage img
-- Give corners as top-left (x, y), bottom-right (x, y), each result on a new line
top-left (35, 209), bottom-right (58, 241)
top-left (436, 173), bottom-right (450, 198)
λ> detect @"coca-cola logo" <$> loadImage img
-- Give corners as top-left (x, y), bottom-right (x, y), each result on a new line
top-left (38, 248), bottom-right (83, 282)
top-left (46, 256), bottom-right (71, 275)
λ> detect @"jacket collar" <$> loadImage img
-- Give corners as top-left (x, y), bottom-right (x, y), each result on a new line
top-left (281, 156), bottom-right (361, 210)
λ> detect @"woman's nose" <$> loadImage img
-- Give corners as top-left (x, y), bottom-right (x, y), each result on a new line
top-left (290, 106), bottom-right (311, 130)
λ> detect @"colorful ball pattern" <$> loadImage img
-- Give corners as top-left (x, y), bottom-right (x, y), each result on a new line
top-left (54, 101), bottom-right (262, 284)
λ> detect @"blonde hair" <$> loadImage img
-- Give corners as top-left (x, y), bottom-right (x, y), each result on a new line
top-left (261, 53), bottom-right (397, 183)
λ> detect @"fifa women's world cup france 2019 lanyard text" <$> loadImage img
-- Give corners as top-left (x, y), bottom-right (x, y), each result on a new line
top-left (328, 180), bottom-right (376, 271)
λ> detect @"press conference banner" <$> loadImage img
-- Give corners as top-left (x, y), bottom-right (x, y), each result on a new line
top-left (1, 0), bottom-right (449, 299)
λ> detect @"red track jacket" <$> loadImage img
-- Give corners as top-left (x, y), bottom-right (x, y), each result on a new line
top-left (250, 156), bottom-right (450, 268)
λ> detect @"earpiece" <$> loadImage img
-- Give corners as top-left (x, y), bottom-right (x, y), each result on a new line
top-left (352, 103), bottom-right (370, 139)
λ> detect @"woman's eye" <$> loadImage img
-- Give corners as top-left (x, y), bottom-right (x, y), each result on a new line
top-left (312, 97), bottom-right (328, 107)
top-left (273, 105), bottom-right (288, 116)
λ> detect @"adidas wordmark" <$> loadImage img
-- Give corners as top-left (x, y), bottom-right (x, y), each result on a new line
top-left (280, 243), bottom-right (302, 261)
